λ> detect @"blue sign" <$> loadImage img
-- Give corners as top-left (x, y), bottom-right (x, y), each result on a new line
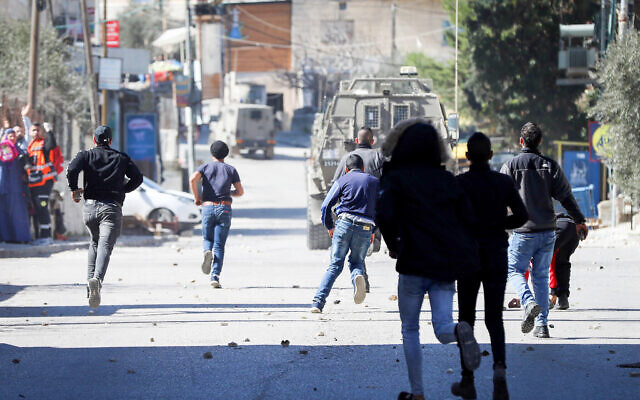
top-left (125, 114), bottom-right (157, 161)
top-left (563, 151), bottom-right (600, 218)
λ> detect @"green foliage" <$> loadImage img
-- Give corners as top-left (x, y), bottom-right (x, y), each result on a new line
top-left (0, 19), bottom-right (89, 129)
top-left (118, 0), bottom-right (165, 53)
top-left (590, 29), bottom-right (640, 203)
top-left (407, 0), bottom-right (600, 150)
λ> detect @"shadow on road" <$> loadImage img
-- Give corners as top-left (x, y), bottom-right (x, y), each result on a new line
top-left (1, 343), bottom-right (637, 399)
top-left (230, 228), bottom-right (306, 236)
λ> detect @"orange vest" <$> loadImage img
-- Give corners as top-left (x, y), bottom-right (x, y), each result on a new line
top-left (27, 138), bottom-right (57, 187)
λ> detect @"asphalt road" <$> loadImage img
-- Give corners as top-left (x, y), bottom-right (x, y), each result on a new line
top-left (1, 146), bottom-right (639, 399)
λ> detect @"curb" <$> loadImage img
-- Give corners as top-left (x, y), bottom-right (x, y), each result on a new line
top-left (0, 235), bottom-right (178, 259)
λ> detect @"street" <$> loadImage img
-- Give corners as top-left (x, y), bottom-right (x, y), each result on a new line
top-left (1, 146), bottom-right (639, 400)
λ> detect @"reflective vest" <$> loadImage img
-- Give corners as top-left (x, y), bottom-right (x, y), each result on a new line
top-left (27, 138), bottom-right (57, 187)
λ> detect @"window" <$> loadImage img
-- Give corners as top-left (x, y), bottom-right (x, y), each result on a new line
top-left (250, 110), bottom-right (262, 120)
top-left (393, 104), bottom-right (409, 126)
top-left (364, 105), bottom-right (379, 128)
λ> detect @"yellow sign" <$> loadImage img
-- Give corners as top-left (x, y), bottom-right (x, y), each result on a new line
top-left (591, 123), bottom-right (612, 159)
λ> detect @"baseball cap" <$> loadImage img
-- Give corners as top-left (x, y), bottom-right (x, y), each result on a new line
top-left (4, 128), bottom-right (15, 134)
top-left (94, 125), bottom-right (112, 144)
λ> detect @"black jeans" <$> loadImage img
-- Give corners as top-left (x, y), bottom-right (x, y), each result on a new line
top-left (83, 200), bottom-right (122, 282)
top-left (30, 180), bottom-right (53, 239)
top-left (457, 245), bottom-right (508, 373)
top-left (552, 219), bottom-right (580, 298)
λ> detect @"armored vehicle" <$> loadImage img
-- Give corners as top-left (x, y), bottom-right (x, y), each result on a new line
top-left (214, 103), bottom-right (276, 159)
top-left (306, 67), bottom-right (457, 249)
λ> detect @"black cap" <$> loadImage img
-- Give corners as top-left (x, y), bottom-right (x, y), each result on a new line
top-left (210, 140), bottom-right (229, 159)
top-left (94, 125), bottom-right (112, 145)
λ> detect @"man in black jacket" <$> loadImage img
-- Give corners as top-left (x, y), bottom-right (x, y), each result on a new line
top-left (452, 132), bottom-right (528, 400)
top-left (501, 122), bottom-right (588, 338)
top-left (67, 126), bottom-right (143, 308)
top-left (376, 121), bottom-right (481, 400)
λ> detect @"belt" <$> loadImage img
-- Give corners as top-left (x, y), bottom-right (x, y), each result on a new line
top-left (202, 201), bottom-right (232, 206)
top-left (338, 214), bottom-right (374, 227)
top-left (86, 199), bottom-right (123, 207)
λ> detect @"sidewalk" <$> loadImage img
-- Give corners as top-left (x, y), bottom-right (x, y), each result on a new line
top-left (0, 235), bottom-right (178, 258)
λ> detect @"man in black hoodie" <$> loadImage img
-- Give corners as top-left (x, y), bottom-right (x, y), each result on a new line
top-left (452, 132), bottom-right (529, 400)
top-left (67, 126), bottom-right (143, 309)
top-left (500, 122), bottom-right (587, 338)
top-left (376, 121), bottom-right (481, 400)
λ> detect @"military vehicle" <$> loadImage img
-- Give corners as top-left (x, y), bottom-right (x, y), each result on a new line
top-left (214, 103), bottom-right (276, 159)
top-left (305, 66), bottom-right (459, 249)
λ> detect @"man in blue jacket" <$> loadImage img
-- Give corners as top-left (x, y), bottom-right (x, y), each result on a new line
top-left (310, 154), bottom-right (379, 313)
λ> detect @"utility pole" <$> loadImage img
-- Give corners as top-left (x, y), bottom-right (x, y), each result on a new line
top-left (101, 0), bottom-right (108, 125)
top-left (391, 1), bottom-right (397, 62)
top-left (185, 0), bottom-right (196, 177)
top-left (27, 0), bottom-right (42, 108)
top-left (454, 0), bottom-right (459, 174)
top-left (619, 0), bottom-right (629, 39)
top-left (600, 0), bottom-right (606, 55)
top-left (80, 0), bottom-right (99, 128)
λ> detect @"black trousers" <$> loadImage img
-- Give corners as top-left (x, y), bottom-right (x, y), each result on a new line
top-left (30, 180), bottom-right (53, 239)
top-left (457, 245), bottom-right (508, 373)
top-left (553, 219), bottom-right (580, 298)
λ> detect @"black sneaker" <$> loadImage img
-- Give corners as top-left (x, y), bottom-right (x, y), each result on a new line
top-left (397, 392), bottom-right (416, 400)
top-left (201, 250), bottom-right (213, 275)
top-left (532, 325), bottom-right (550, 338)
top-left (493, 377), bottom-right (509, 400)
top-left (557, 295), bottom-right (570, 310)
top-left (521, 302), bottom-right (541, 333)
top-left (88, 278), bottom-right (101, 309)
top-left (455, 321), bottom-right (481, 371)
top-left (451, 375), bottom-right (477, 399)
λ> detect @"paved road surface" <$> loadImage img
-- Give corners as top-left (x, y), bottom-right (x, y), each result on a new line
top-left (1, 146), bottom-right (639, 399)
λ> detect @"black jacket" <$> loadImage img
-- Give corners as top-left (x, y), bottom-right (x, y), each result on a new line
top-left (67, 145), bottom-right (143, 205)
top-left (376, 166), bottom-right (479, 282)
top-left (500, 148), bottom-right (585, 233)
top-left (456, 163), bottom-right (529, 248)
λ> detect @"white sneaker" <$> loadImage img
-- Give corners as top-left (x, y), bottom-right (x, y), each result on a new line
top-left (353, 275), bottom-right (366, 304)
top-left (201, 250), bottom-right (213, 275)
top-left (88, 278), bottom-right (101, 309)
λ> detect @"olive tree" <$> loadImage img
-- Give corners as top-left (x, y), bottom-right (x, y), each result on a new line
top-left (590, 29), bottom-right (640, 205)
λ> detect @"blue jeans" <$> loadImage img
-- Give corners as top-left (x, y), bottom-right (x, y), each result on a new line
top-left (507, 231), bottom-right (556, 326)
top-left (313, 218), bottom-right (371, 306)
top-left (202, 205), bottom-right (232, 278)
top-left (398, 274), bottom-right (457, 396)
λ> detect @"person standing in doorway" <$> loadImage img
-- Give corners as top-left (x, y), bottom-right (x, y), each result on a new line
top-left (67, 126), bottom-right (143, 308)
top-left (310, 154), bottom-right (378, 313)
top-left (500, 122), bottom-right (588, 338)
top-left (452, 132), bottom-right (529, 400)
top-left (190, 141), bottom-right (244, 288)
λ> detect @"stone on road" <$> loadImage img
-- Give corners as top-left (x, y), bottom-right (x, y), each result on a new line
top-left (1, 146), bottom-right (639, 399)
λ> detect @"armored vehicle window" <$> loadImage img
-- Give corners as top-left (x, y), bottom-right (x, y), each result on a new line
top-left (250, 110), bottom-right (262, 120)
top-left (332, 98), bottom-right (356, 117)
top-left (393, 104), bottom-right (410, 126)
top-left (364, 105), bottom-right (380, 128)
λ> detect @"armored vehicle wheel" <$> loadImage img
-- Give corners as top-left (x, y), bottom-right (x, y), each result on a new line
top-left (264, 146), bottom-right (275, 159)
top-left (307, 212), bottom-right (331, 250)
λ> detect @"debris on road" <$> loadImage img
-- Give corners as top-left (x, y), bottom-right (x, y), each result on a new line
top-left (203, 352), bottom-right (213, 359)
top-left (150, 338), bottom-right (154, 342)
top-left (317, 331), bottom-right (325, 336)
top-left (292, 285), bottom-right (300, 288)
top-left (127, 369), bottom-right (135, 374)
top-left (244, 338), bottom-right (250, 342)
top-left (388, 295), bottom-right (398, 301)
top-left (220, 322), bottom-right (228, 326)
top-left (12, 359), bottom-right (20, 364)
top-left (228, 342), bottom-right (238, 347)
top-left (109, 358), bottom-right (116, 362)
top-left (281, 340), bottom-right (290, 347)
top-left (481, 350), bottom-right (490, 356)
top-left (446, 368), bottom-right (453, 374)
top-left (333, 300), bottom-right (341, 304)
top-left (299, 350), bottom-right (308, 355)
top-left (617, 362), bottom-right (640, 368)
top-left (527, 346), bottom-right (535, 351)
top-left (549, 324), bottom-right (555, 328)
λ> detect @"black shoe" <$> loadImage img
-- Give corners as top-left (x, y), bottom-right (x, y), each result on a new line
top-left (532, 325), bottom-right (550, 338)
top-left (451, 375), bottom-right (477, 399)
top-left (521, 302), bottom-right (541, 333)
top-left (455, 322), bottom-right (481, 371)
top-left (557, 295), bottom-right (569, 310)
top-left (493, 377), bottom-right (509, 400)
top-left (397, 392), bottom-right (415, 400)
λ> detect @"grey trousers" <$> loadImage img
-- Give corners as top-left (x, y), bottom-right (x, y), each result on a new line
top-left (83, 200), bottom-right (122, 282)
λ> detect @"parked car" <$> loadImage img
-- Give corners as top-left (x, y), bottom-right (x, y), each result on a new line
top-left (123, 177), bottom-right (201, 232)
